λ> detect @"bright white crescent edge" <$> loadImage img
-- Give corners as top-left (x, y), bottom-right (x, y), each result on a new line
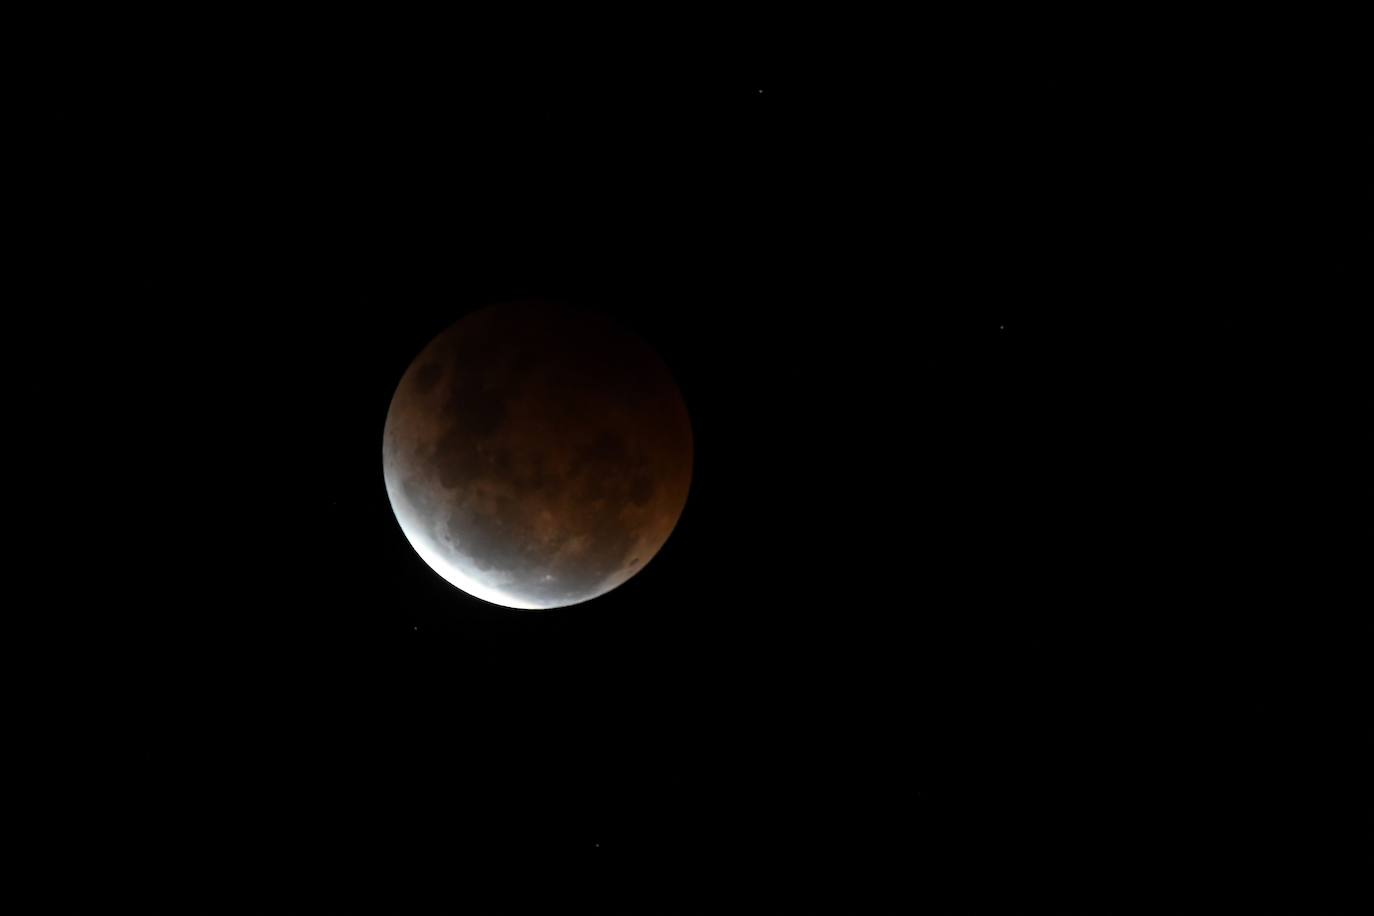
top-left (400, 522), bottom-right (547, 610)
top-left (384, 473), bottom-right (552, 610)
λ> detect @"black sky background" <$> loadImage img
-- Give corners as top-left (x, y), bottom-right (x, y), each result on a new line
top-left (22, 28), bottom-right (1371, 912)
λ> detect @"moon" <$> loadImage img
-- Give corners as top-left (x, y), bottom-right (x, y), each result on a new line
top-left (382, 301), bottom-right (693, 610)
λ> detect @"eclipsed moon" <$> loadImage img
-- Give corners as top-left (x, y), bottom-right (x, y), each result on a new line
top-left (382, 301), bottom-right (693, 610)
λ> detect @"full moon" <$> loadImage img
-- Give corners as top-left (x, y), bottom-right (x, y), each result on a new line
top-left (383, 302), bottom-right (693, 609)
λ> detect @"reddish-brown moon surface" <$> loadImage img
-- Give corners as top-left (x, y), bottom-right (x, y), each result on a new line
top-left (382, 302), bottom-right (693, 609)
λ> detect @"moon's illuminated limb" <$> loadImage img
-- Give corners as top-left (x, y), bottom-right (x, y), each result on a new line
top-left (398, 521), bottom-right (546, 610)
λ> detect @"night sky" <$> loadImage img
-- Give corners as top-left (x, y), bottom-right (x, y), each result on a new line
top-left (25, 29), bottom-right (1370, 912)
